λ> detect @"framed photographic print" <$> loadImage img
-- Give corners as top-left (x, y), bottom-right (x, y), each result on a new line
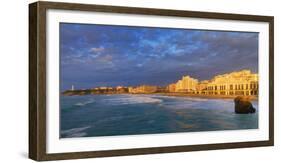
top-left (29, 1), bottom-right (274, 161)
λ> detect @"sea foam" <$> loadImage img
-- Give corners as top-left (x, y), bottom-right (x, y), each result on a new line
top-left (75, 99), bottom-right (95, 106)
top-left (102, 95), bottom-right (162, 105)
top-left (61, 126), bottom-right (91, 138)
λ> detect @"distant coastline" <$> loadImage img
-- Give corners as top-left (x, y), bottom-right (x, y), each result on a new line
top-left (62, 69), bottom-right (259, 99)
top-left (63, 69), bottom-right (259, 99)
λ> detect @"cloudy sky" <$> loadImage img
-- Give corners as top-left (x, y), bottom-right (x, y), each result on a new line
top-left (60, 23), bottom-right (258, 90)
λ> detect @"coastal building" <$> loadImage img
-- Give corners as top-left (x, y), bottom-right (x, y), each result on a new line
top-left (128, 85), bottom-right (158, 94)
top-left (196, 80), bottom-right (209, 94)
top-left (90, 87), bottom-right (113, 93)
top-left (128, 87), bottom-right (134, 93)
top-left (99, 86), bottom-right (109, 90)
top-left (175, 75), bottom-right (198, 93)
top-left (116, 86), bottom-right (128, 93)
top-left (167, 83), bottom-right (176, 92)
top-left (175, 80), bottom-right (183, 92)
top-left (168, 69), bottom-right (258, 96)
top-left (203, 70), bottom-right (258, 96)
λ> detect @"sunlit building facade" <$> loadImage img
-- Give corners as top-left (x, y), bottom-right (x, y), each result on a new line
top-left (175, 75), bottom-right (198, 93)
top-left (128, 85), bottom-right (158, 93)
top-left (202, 70), bottom-right (258, 96)
top-left (169, 70), bottom-right (258, 96)
top-left (167, 83), bottom-right (176, 92)
top-left (196, 80), bottom-right (209, 94)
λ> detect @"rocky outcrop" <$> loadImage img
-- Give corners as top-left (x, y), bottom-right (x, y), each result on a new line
top-left (234, 96), bottom-right (256, 114)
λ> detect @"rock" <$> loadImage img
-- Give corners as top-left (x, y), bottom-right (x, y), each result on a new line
top-left (234, 96), bottom-right (256, 114)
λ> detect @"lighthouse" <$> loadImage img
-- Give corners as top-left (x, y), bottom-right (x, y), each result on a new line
top-left (71, 85), bottom-right (74, 91)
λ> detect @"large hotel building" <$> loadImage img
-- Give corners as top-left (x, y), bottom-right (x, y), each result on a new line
top-left (174, 76), bottom-right (198, 92)
top-left (168, 69), bottom-right (258, 96)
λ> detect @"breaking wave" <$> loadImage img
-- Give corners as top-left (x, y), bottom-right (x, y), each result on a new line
top-left (75, 99), bottom-right (95, 106)
top-left (102, 95), bottom-right (162, 105)
top-left (61, 126), bottom-right (91, 138)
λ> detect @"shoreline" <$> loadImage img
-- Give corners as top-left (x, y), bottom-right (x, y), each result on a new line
top-left (62, 92), bottom-right (258, 101)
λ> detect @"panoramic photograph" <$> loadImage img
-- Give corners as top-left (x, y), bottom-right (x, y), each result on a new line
top-left (59, 23), bottom-right (259, 138)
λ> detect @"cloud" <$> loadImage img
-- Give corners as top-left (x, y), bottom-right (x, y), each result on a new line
top-left (136, 63), bottom-right (143, 67)
top-left (90, 46), bottom-right (105, 53)
top-left (60, 23), bottom-right (258, 90)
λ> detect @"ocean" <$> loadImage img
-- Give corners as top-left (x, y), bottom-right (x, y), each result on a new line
top-left (60, 94), bottom-right (258, 138)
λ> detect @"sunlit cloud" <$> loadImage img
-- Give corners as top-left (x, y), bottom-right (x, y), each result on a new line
top-left (90, 46), bottom-right (105, 53)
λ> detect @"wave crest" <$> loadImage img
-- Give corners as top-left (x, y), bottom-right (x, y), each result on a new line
top-left (61, 126), bottom-right (91, 138)
top-left (75, 99), bottom-right (95, 106)
top-left (103, 95), bottom-right (162, 105)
